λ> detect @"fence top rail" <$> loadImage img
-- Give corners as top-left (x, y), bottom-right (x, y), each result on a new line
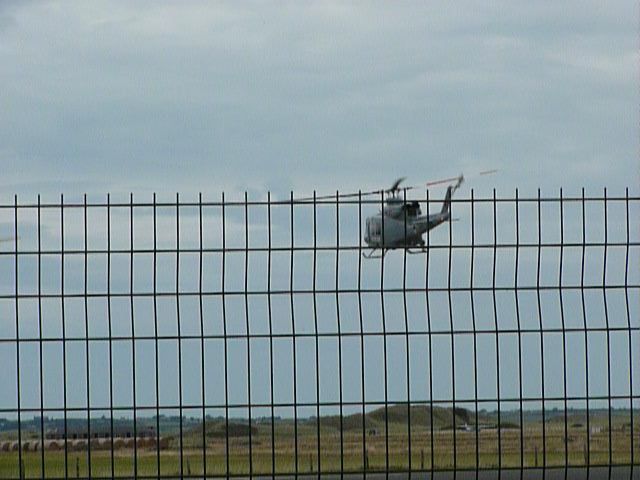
top-left (0, 191), bottom-right (638, 209)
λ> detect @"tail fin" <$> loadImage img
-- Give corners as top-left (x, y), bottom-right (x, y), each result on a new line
top-left (440, 175), bottom-right (463, 215)
top-left (441, 186), bottom-right (453, 214)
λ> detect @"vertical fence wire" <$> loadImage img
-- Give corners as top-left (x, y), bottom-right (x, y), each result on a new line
top-left (83, 195), bottom-right (91, 480)
top-left (335, 192), bottom-right (344, 474)
top-left (244, 191), bottom-right (253, 477)
top-left (221, 192), bottom-right (230, 477)
top-left (425, 188), bottom-right (435, 473)
top-left (267, 191), bottom-right (276, 477)
top-left (290, 191), bottom-right (298, 476)
top-left (448, 189), bottom-right (457, 470)
top-left (152, 193), bottom-right (160, 478)
top-left (559, 188), bottom-right (569, 471)
top-left (198, 192), bottom-right (207, 478)
top-left (60, 194), bottom-right (69, 479)
top-left (603, 189), bottom-right (612, 470)
top-left (312, 191), bottom-right (320, 475)
top-left (380, 190), bottom-right (389, 473)
top-left (357, 190), bottom-right (367, 477)
top-left (625, 188), bottom-right (634, 466)
top-left (492, 189), bottom-right (502, 470)
top-left (402, 189), bottom-right (412, 473)
top-left (537, 189), bottom-right (547, 468)
top-left (580, 188), bottom-right (591, 467)
top-left (107, 194), bottom-right (115, 478)
top-left (13, 196), bottom-right (22, 480)
top-left (37, 195), bottom-right (45, 478)
top-left (471, 188), bottom-right (480, 470)
top-left (514, 188), bottom-right (524, 470)
top-left (130, 194), bottom-right (138, 479)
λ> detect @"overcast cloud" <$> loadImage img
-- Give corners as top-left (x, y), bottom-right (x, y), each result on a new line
top-left (0, 1), bottom-right (637, 200)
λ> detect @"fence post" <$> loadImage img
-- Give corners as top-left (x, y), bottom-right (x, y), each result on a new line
top-left (584, 442), bottom-right (588, 466)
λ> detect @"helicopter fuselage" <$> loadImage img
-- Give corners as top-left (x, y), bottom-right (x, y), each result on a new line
top-left (364, 210), bottom-right (449, 249)
top-left (363, 187), bottom-right (454, 251)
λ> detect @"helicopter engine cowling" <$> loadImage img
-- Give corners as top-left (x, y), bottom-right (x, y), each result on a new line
top-left (382, 199), bottom-right (421, 219)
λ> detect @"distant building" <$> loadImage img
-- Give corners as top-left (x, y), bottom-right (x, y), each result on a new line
top-left (457, 423), bottom-right (472, 432)
top-left (45, 424), bottom-right (156, 440)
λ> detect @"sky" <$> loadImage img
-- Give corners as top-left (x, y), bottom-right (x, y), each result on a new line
top-left (0, 1), bottom-right (637, 199)
top-left (0, 1), bottom-right (638, 421)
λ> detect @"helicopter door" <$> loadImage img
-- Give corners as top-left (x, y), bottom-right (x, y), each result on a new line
top-left (366, 217), bottom-right (382, 245)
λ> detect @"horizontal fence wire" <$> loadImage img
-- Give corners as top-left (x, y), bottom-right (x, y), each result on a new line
top-left (0, 188), bottom-right (638, 479)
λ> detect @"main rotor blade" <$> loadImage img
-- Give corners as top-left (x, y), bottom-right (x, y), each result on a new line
top-left (425, 175), bottom-right (463, 187)
top-left (288, 189), bottom-right (386, 202)
top-left (401, 169), bottom-right (497, 193)
top-left (400, 174), bottom-right (463, 193)
top-left (288, 169), bottom-right (497, 203)
top-left (291, 176), bottom-right (454, 202)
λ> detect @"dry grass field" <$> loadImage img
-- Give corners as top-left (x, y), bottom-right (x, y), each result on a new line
top-left (1, 406), bottom-right (638, 478)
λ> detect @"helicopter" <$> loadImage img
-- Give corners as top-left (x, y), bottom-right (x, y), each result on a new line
top-left (294, 171), bottom-right (493, 258)
top-left (362, 175), bottom-right (463, 258)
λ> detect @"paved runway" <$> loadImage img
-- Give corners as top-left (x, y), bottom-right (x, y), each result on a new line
top-left (245, 467), bottom-right (638, 480)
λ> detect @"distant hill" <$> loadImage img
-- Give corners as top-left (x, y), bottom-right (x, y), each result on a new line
top-left (205, 421), bottom-right (258, 438)
top-left (1, 407), bottom-right (636, 441)
top-left (302, 405), bottom-right (488, 431)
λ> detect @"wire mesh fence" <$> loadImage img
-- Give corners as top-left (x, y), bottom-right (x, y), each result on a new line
top-left (0, 188), bottom-right (638, 479)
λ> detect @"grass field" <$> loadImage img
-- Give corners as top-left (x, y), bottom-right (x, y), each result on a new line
top-left (1, 406), bottom-right (638, 478)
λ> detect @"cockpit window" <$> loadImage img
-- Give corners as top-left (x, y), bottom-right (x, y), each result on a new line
top-left (368, 218), bottom-right (381, 236)
top-left (405, 203), bottom-right (419, 217)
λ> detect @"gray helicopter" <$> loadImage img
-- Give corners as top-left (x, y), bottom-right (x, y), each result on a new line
top-left (362, 175), bottom-right (464, 258)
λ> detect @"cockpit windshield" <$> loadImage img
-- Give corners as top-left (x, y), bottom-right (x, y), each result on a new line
top-left (368, 218), bottom-right (381, 236)
top-left (405, 202), bottom-right (420, 217)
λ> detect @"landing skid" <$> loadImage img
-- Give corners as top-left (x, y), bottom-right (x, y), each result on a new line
top-left (363, 249), bottom-right (386, 259)
top-left (363, 247), bottom-right (429, 258)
